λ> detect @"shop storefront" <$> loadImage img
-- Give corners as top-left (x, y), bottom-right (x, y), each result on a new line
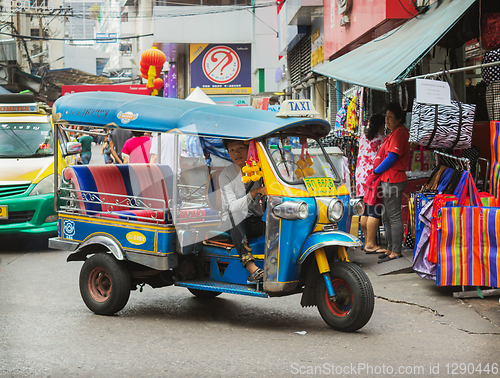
top-left (313, 0), bottom-right (500, 292)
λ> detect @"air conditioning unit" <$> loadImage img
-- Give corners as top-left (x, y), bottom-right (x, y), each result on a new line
top-left (0, 39), bottom-right (17, 61)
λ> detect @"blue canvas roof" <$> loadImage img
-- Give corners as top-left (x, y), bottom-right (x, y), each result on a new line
top-left (313, 0), bottom-right (475, 91)
top-left (53, 92), bottom-right (330, 140)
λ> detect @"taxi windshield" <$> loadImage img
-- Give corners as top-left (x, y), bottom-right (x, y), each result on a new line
top-left (265, 134), bottom-right (341, 184)
top-left (0, 122), bottom-right (53, 158)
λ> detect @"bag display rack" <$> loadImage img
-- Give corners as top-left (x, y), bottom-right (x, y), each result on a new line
top-left (433, 150), bottom-right (470, 172)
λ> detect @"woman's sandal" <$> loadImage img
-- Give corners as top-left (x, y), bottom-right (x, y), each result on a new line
top-left (378, 253), bottom-right (403, 263)
top-left (365, 247), bottom-right (387, 255)
top-left (248, 267), bottom-right (264, 282)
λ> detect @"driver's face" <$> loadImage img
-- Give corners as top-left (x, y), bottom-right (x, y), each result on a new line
top-left (227, 141), bottom-right (249, 168)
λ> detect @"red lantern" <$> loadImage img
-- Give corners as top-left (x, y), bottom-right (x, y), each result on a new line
top-left (153, 78), bottom-right (164, 90)
top-left (140, 48), bottom-right (166, 68)
top-left (140, 47), bottom-right (166, 95)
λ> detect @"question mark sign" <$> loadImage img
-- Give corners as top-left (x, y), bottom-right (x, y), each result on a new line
top-left (211, 51), bottom-right (233, 75)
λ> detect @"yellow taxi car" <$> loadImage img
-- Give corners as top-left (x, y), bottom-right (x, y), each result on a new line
top-left (0, 93), bottom-right (80, 236)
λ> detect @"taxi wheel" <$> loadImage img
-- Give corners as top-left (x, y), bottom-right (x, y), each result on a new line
top-left (188, 288), bottom-right (222, 298)
top-left (316, 262), bottom-right (374, 332)
top-left (79, 253), bottom-right (131, 315)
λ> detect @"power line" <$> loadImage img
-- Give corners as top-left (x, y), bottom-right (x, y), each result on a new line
top-left (0, 2), bottom-right (278, 20)
top-left (0, 30), bottom-right (153, 41)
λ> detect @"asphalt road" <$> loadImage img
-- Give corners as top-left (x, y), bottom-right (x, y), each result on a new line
top-left (1, 236), bottom-right (499, 378)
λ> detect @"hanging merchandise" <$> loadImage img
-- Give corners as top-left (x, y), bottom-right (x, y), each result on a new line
top-left (490, 121), bottom-right (500, 200)
top-left (346, 94), bottom-right (358, 133)
top-left (412, 197), bottom-right (436, 280)
top-left (481, 13), bottom-right (500, 51)
top-left (409, 74), bottom-right (476, 149)
top-left (427, 194), bottom-right (458, 264)
top-left (481, 49), bottom-right (500, 86)
top-left (241, 141), bottom-right (262, 183)
top-left (335, 98), bottom-right (349, 131)
top-left (486, 82), bottom-right (500, 121)
top-left (436, 172), bottom-right (500, 287)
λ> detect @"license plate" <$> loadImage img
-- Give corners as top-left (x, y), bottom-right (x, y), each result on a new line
top-left (303, 177), bottom-right (336, 197)
top-left (0, 205), bottom-right (7, 219)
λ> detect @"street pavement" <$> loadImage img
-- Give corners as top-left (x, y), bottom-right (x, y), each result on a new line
top-left (0, 144), bottom-right (498, 376)
top-left (90, 142), bottom-right (106, 165)
top-left (0, 238), bottom-right (499, 377)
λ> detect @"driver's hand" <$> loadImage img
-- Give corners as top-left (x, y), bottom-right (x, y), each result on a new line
top-left (251, 186), bottom-right (266, 199)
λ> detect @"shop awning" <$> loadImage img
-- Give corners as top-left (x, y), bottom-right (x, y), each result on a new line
top-left (313, 0), bottom-right (476, 92)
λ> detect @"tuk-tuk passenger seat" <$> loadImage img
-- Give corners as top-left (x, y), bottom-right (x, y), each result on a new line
top-left (62, 164), bottom-right (175, 221)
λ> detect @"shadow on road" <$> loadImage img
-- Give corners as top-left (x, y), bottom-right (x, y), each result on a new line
top-left (0, 233), bottom-right (55, 253)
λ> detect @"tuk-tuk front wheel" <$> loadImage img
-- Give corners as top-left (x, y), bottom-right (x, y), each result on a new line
top-left (316, 262), bottom-right (374, 332)
top-left (79, 253), bottom-right (131, 315)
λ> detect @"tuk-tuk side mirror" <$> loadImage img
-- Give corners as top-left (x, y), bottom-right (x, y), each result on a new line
top-left (66, 141), bottom-right (81, 155)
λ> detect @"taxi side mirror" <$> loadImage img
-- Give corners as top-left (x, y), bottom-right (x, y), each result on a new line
top-left (66, 141), bottom-right (81, 155)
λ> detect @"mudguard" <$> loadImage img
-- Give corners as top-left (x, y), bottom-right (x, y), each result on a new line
top-left (67, 234), bottom-right (126, 262)
top-left (297, 231), bottom-right (361, 264)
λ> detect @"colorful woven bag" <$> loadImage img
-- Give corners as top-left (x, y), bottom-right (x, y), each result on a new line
top-left (427, 194), bottom-right (458, 264)
top-left (435, 172), bottom-right (500, 287)
top-left (490, 121), bottom-right (500, 200)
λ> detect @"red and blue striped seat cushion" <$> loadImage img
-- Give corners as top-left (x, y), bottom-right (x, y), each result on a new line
top-left (63, 164), bottom-right (219, 224)
top-left (62, 164), bottom-right (175, 214)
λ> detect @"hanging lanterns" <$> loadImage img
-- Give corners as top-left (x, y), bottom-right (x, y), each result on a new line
top-left (153, 78), bottom-right (164, 91)
top-left (139, 47), bottom-right (166, 96)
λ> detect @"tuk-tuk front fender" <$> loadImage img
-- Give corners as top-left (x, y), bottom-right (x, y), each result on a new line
top-left (67, 234), bottom-right (126, 262)
top-left (297, 231), bottom-right (362, 264)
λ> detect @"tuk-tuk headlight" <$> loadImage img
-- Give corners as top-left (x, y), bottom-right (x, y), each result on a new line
top-left (350, 198), bottom-right (365, 216)
top-left (273, 201), bottom-right (309, 220)
top-left (327, 198), bottom-right (344, 222)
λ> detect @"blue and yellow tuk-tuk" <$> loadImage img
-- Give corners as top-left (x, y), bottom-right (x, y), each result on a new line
top-left (49, 92), bottom-right (374, 332)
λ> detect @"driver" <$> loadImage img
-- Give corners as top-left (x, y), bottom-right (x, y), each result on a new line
top-left (220, 139), bottom-right (267, 282)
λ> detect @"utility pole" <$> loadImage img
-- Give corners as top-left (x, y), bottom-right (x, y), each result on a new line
top-left (39, 17), bottom-right (43, 66)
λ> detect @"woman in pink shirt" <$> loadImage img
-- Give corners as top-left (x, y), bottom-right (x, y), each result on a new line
top-left (355, 114), bottom-right (385, 254)
top-left (121, 131), bottom-right (151, 163)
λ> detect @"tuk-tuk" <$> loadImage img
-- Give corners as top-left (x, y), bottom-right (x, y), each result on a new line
top-left (49, 92), bottom-right (374, 332)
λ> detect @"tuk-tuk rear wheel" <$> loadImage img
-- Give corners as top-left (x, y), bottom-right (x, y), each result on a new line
top-left (316, 262), bottom-right (374, 332)
top-left (79, 253), bottom-right (131, 315)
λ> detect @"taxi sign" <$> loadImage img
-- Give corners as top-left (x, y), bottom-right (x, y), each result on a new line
top-left (276, 99), bottom-right (320, 118)
top-left (303, 177), bottom-right (336, 197)
top-left (0, 103), bottom-right (38, 113)
top-left (0, 205), bottom-right (8, 219)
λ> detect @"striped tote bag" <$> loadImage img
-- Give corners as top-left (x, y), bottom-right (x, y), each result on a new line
top-left (490, 121), bottom-right (500, 201)
top-left (436, 172), bottom-right (500, 287)
top-left (436, 206), bottom-right (500, 287)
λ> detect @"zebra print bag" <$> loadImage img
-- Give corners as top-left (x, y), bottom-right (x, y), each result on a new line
top-left (409, 100), bottom-right (476, 149)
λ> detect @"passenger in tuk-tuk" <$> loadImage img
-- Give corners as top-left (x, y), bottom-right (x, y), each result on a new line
top-left (220, 139), bottom-right (267, 282)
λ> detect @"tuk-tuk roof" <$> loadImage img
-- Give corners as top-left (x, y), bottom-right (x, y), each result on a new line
top-left (52, 92), bottom-right (330, 140)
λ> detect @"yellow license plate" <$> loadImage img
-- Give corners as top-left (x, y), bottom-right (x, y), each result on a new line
top-left (303, 177), bottom-right (336, 197)
top-left (0, 205), bottom-right (7, 219)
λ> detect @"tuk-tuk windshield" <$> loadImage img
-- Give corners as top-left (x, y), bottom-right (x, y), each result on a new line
top-left (0, 122), bottom-right (53, 158)
top-left (265, 135), bottom-right (341, 184)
